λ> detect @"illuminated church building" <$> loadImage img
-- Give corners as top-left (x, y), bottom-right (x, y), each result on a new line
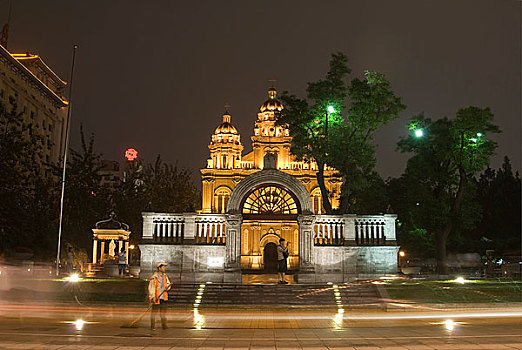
top-left (140, 88), bottom-right (399, 283)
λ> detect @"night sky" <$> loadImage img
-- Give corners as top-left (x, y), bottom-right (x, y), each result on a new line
top-left (4, 0), bottom-right (521, 180)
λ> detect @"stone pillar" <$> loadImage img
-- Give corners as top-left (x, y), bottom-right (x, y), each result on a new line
top-left (298, 215), bottom-right (315, 283)
top-left (184, 213), bottom-right (197, 240)
top-left (224, 214), bottom-right (242, 282)
top-left (343, 214), bottom-right (357, 245)
top-left (142, 213), bottom-right (154, 240)
top-left (118, 240), bottom-right (123, 255)
top-left (384, 214), bottom-right (397, 242)
top-left (100, 241), bottom-right (105, 263)
top-left (92, 239), bottom-right (98, 264)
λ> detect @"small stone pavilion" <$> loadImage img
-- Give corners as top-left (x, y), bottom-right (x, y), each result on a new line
top-left (92, 213), bottom-right (131, 265)
top-left (139, 88), bottom-right (399, 283)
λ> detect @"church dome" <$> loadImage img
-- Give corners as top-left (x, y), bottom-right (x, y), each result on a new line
top-left (214, 112), bottom-right (238, 135)
top-left (260, 87), bottom-right (284, 112)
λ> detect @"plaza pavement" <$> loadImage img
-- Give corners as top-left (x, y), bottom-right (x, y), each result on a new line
top-left (0, 301), bottom-right (521, 349)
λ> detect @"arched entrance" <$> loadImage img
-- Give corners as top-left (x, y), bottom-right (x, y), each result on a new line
top-left (263, 242), bottom-right (278, 273)
top-left (226, 169), bottom-right (314, 274)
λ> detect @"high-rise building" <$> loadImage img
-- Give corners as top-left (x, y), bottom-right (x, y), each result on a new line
top-left (0, 45), bottom-right (68, 166)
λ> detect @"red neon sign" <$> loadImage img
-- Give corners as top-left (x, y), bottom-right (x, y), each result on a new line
top-left (125, 148), bottom-right (138, 161)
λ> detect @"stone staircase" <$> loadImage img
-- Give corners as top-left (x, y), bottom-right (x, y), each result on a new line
top-left (167, 282), bottom-right (383, 308)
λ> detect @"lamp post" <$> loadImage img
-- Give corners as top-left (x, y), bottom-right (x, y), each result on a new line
top-left (56, 44), bottom-right (78, 276)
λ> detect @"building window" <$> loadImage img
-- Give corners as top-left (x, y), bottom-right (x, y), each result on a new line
top-left (214, 187), bottom-right (231, 214)
top-left (311, 188), bottom-right (323, 214)
top-left (243, 186), bottom-right (298, 215)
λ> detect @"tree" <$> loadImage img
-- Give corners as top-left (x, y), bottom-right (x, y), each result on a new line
top-left (0, 100), bottom-right (58, 257)
top-left (397, 108), bottom-right (500, 273)
top-left (475, 157), bottom-right (521, 253)
top-left (61, 126), bottom-right (111, 250)
top-left (113, 155), bottom-right (200, 244)
top-left (278, 53), bottom-right (405, 213)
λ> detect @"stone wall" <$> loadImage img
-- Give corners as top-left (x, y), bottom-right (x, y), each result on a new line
top-left (309, 246), bottom-right (400, 283)
top-left (140, 244), bottom-right (227, 283)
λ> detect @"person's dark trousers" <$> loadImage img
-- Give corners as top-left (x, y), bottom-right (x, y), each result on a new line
top-left (118, 264), bottom-right (126, 276)
top-left (151, 300), bottom-right (168, 329)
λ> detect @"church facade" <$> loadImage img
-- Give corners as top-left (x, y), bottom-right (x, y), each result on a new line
top-left (139, 88), bottom-right (399, 283)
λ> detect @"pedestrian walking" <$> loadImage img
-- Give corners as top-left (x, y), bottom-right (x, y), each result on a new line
top-left (277, 238), bottom-right (290, 284)
top-left (148, 262), bottom-right (172, 330)
top-left (118, 248), bottom-right (127, 276)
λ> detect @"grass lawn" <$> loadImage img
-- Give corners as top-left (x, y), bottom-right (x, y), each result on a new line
top-left (383, 279), bottom-right (522, 303)
top-left (1, 278), bottom-right (148, 303)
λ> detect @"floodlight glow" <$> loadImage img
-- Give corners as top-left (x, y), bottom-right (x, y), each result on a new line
top-left (476, 133), bottom-right (483, 137)
top-left (399, 251), bottom-right (405, 257)
top-left (470, 138), bottom-right (478, 143)
top-left (454, 277), bottom-right (466, 284)
top-left (74, 319), bottom-right (85, 330)
top-left (67, 273), bottom-right (80, 282)
top-left (327, 105), bottom-right (335, 113)
top-left (414, 129), bottom-right (424, 137)
top-left (444, 319), bottom-right (455, 331)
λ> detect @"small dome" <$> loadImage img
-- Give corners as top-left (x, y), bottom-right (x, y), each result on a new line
top-left (214, 112), bottom-right (238, 135)
top-left (260, 87), bottom-right (284, 112)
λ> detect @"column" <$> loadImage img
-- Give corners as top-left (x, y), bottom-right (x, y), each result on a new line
top-left (92, 239), bottom-right (98, 264)
top-left (298, 215), bottom-right (315, 267)
top-left (125, 241), bottom-right (129, 264)
top-left (225, 214), bottom-right (242, 268)
top-left (118, 240), bottom-right (123, 255)
top-left (100, 241), bottom-right (106, 263)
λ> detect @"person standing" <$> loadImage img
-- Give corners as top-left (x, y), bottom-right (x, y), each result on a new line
top-left (277, 238), bottom-right (290, 284)
top-left (148, 262), bottom-right (172, 330)
top-left (118, 248), bottom-right (127, 276)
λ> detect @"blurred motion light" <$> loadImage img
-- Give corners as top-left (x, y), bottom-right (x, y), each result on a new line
top-left (74, 319), bottom-right (85, 330)
top-left (444, 319), bottom-right (455, 331)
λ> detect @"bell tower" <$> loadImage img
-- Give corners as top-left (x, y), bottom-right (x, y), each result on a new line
top-left (251, 87), bottom-right (292, 170)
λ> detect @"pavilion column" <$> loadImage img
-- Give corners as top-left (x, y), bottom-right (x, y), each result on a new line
top-left (125, 241), bottom-right (129, 264)
top-left (100, 241), bottom-right (105, 263)
top-left (92, 239), bottom-right (98, 264)
top-left (118, 240), bottom-right (123, 255)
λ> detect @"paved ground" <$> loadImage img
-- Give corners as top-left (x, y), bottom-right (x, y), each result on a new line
top-left (0, 302), bottom-right (521, 349)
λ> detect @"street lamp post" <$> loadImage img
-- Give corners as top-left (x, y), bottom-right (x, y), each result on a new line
top-left (56, 44), bottom-right (78, 276)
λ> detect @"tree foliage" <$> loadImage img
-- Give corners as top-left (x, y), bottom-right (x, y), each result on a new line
top-left (397, 108), bottom-right (500, 273)
top-left (0, 100), bottom-right (58, 257)
top-left (278, 53), bottom-right (405, 213)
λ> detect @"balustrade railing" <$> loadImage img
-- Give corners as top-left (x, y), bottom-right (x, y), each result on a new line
top-left (195, 217), bottom-right (226, 244)
top-left (153, 218), bottom-right (184, 243)
top-left (355, 217), bottom-right (386, 245)
top-left (314, 216), bottom-right (344, 246)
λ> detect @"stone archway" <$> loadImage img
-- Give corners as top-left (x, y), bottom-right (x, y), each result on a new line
top-left (224, 169), bottom-right (315, 279)
top-left (227, 169), bottom-right (313, 215)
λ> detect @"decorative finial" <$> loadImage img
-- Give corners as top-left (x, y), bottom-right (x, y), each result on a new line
top-left (223, 103), bottom-right (231, 123)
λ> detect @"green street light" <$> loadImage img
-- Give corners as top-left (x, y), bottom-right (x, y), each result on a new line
top-left (414, 129), bottom-right (424, 138)
top-left (327, 105), bottom-right (335, 114)
top-left (476, 132), bottom-right (483, 137)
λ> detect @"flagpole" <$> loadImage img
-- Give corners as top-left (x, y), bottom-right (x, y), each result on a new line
top-left (56, 44), bottom-right (78, 276)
